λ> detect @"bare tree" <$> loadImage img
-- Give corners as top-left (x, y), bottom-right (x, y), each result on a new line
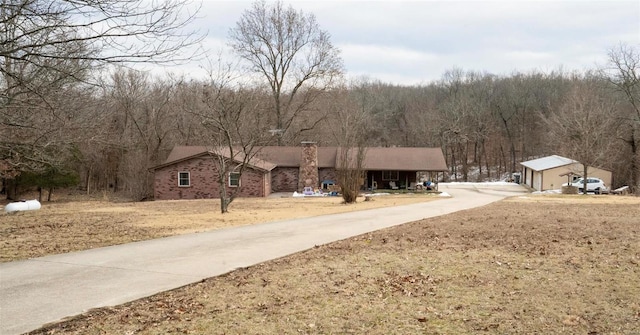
top-left (229, 0), bottom-right (343, 145)
top-left (199, 62), bottom-right (272, 213)
top-left (602, 43), bottom-right (640, 193)
top-left (490, 74), bottom-right (532, 179)
top-left (544, 77), bottom-right (617, 194)
top-left (1, 0), bottom-right (202, 69)
top-left (1, 0), bottom-right (202, 193)
top-left (0, 66), bottom-right (98, 198)
top-left (436, 68), bottom-right (481, 181)
top-left (329, 82), bottom-right (372, 203)
top-left (96, 69), bottom-right (195, 200)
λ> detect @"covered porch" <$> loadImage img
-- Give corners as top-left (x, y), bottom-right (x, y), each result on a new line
top-left (365, 170), bottom-right (443, 192)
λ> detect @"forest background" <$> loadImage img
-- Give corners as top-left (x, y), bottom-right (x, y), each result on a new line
top-left (2, 0), bottom-right (639, 201)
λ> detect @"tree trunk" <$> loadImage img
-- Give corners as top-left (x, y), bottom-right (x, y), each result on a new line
top-left (450, 147), bottom-right (457, 181)
top-left (501, 116), bottom-right (517, 174)
top-left (220, 197), bottom-right (229, 213)
top-left (6, 179), bottom-right (17, 200)
top-left (478, 143), bottom-right (483, 178)
top-left (86, 167), bottom-right (91, 195)
top-left (47, 188), bottom-right (53, 202)
top-left (473, 141), bottom-right (479, 164)
top-left (499, 144), bottom-right (506, 179)
top-left (219, 179), bottom-right (229, 213)
top-left (631, 129), bottom-right (639, 194)
top-left (482, 141), bottom-right (490, 179)
top-left (460, 142), bottom-right (469, 182)
top-left (582, 164), bottom-right (589, 196)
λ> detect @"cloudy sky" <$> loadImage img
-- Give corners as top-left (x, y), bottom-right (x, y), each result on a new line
top-left (160, 0), bottom-right (640, 85)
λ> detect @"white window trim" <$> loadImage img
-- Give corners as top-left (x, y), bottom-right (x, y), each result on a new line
top-left (228, 172), bottom-right (241, 187)
top-left (178, 171), bottom-right (190, 187)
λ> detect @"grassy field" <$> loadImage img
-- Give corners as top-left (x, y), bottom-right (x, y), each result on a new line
top-left (27, 195), bottom-right (640, 334)
top-left (0, 192), bottom-right (440, 262)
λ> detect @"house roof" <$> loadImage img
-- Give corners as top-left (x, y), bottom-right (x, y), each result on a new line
top-left (156, 145), bottom-right (448, 172)
top-left (520, 155), bottom-right (576, 171)
top-left (366, 147), bottom-right (448, 171)
top-left (164, 146), bottom-right (208, 163)
top-left (255, 146), bottom-right (338, 168)
top-left (336, 147), bottom-right (448, 171)
top-left (154, 146), bottom-right (277, 172)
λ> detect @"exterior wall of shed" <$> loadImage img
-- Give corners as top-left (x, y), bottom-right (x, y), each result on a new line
top-left (530, 170), bottom-right (539, 190)
top-left (582, 167), bottom-right (613, 187)
top-left (548, 165), bottom-right (613, 190)
top-left (523, 163), bottom-right (613, 191)
top-left (560, 166), bottom-right (612, 187)
top-left (540, 166), bottom-right (572, 191)
top-left (523, 167), bottom-right (532, 188)
top-left (154, 156), bottom-right (268, 200)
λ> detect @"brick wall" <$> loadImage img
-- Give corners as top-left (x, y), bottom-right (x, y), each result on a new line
top-left (271, 167), bottom-right (299, 192)
top-left (154, 156), bottom-right (267, 200)
top-left (319, 168), bottom-right (337, 185)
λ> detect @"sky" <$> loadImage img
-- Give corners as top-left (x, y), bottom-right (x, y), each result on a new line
top-left (150, 0), bottom-right (640, 86)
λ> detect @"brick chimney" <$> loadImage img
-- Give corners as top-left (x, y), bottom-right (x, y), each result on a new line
top-left (298, 141), bottom-right (319, 191)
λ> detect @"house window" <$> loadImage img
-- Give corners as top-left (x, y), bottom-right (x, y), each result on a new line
top-left (178, 172), bottom-right (190, 187)
top-left (382, 170), bottom-right (399, 180)
top-left (229, 172), bottom-right (240, 187)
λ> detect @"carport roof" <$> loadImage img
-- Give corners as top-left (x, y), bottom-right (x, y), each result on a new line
top-left (520, 155), bottom-right (576, 171)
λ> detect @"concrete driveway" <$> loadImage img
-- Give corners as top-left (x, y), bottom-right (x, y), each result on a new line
top-left (0, 183), bottom-right (528, 334)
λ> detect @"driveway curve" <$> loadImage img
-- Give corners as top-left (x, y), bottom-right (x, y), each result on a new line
top-left (0, 183), bottom-right (528, 335)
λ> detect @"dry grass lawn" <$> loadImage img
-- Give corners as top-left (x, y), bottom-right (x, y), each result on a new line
top-left (1, 192), bottom-right (439, 262)
top-left (27, 194), bottom-right (640, 335)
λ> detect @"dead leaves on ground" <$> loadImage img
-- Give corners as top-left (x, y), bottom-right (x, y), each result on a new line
top-left (28, 199), bottom-right (640, 334)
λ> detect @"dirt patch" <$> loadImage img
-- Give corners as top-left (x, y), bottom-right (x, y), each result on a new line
top-left (29, 195), bottom-right (640, 334)
top-left (1, 193), bottom-right (440, 262)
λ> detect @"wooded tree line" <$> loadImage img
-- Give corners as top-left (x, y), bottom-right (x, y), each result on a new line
top-left (4, 57), bottom-right (639, 200)
top-left (2, 0), bottom-right (638, 200)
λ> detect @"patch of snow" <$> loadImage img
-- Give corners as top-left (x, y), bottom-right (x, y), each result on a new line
top-left (292, 191), bottom-right (329, 198)
top-left (440, 181), bottom-right (515, 186)
top-left (439, 192), bottom-right (452, 197)
top-left (445, 166), bottom-right (516, 182)
top-left (531, 189), bottom-right (562, 194)
top-left (362, 193), bottom-right (391, 197)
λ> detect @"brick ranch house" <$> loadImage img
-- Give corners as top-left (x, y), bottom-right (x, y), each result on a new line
top-left (151, 142), bottom-right (448, 200)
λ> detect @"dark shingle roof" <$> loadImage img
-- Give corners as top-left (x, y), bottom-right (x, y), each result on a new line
top-left (367, 147), bottom-right (448, 171)
top-left (255, 146), bottom-right (337, 168)
top-left (336, 147), bottom-right (448, 171)
top-left (156, 145), bottom-right (447, 172)
top-left (164, 146), bottom-right (208, 163)
top-left (154, 146), bottom-right (276, 171)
